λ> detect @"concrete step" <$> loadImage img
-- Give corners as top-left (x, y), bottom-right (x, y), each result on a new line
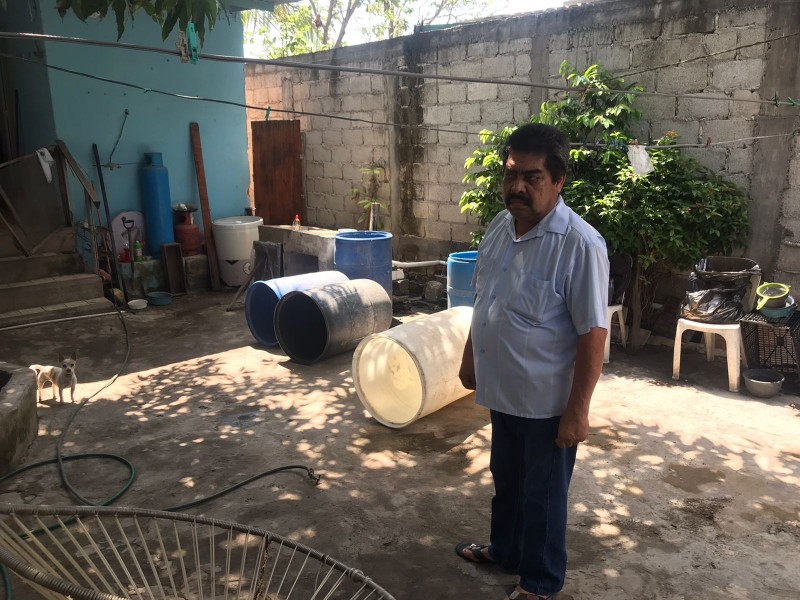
top-left (0, 228), bottom-right (76, 258)
top-left (0, 252), bottom-right (84, 284)
top-left (0, 297), bottom-right (116, 330)
top-left (0, 274), bottom-right (104, 313)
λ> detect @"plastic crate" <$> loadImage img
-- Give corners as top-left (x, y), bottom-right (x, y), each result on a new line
top-left (740, 311), bottom-right (800, 378)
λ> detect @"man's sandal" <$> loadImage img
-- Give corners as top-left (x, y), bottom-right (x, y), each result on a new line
top-left (454, 542), bottom-right (495, 564)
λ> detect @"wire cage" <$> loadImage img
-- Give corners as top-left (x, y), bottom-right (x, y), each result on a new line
top-left (0, 504), bottom-right (396, 600)
top-left (740, 311), bottom-right (800, 379)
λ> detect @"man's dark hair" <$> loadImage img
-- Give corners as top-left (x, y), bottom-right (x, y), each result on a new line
top-left (502, 123), bottom-right (570, 183)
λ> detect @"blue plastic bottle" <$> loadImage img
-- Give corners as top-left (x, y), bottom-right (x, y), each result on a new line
top-left (140, 152), bottom-right (174, 258)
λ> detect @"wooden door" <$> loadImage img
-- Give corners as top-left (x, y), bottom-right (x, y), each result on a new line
top-left (252, 120), bottom-right (303, 226)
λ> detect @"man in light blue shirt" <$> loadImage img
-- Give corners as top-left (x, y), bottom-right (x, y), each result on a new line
top-left (455, 123), bottom-right (609, 600)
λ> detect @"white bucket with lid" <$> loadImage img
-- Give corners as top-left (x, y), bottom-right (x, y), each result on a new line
top-left (352, 306), bottom-right (473, 428)
top-left (212, 215), bottom-right (263, 286)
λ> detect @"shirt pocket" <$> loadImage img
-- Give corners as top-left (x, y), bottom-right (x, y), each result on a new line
top-left (508, 276), bottom-right (564, 324)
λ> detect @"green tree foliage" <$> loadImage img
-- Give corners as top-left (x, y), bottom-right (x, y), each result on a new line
top-left (55, 0), bottom-right (220, 44)
top-left (243, 0), bottom-right (477, 58)
top-left (460, 62), bottom-right (750, 349)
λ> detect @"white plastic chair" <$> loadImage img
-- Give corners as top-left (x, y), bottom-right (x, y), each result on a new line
top-left (671, 272), bottom-right (760, 392)
top-left (604, 304), bottom-right (627, 364)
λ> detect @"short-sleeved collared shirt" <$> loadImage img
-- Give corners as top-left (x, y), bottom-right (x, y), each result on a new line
top-left (471, 198), bottom-right (610, 418)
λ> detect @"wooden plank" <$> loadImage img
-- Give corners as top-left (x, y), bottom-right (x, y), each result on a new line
top-left (252, 120), bottom-right (304, 226)
top-left (54, 147), bottom-right (73, 226)
top-left (0, 183), bottom-right (31, 256)
top-left (161, 242), bottom-right (188, 295)
top-left (55, 139), bottom-right (101, 207)
top-left (189, 122), bottom-right (221, 291)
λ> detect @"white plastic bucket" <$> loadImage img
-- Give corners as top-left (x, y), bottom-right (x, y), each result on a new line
top-left (212, 216), bottom-right (263, 286)
top-left (352, 306), bottom-right (473, 428)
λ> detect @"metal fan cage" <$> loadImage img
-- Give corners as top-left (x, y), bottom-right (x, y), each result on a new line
top-left (0, 504), bottom-right (396, 600)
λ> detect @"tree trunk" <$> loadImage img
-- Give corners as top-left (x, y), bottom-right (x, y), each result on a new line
top-left (629, 260), bottom-right (644, 352)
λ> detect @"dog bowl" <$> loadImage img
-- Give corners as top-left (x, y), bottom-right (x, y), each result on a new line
top-left (127, 298), bottom-right (147, 311)
top-left (742, 369), bottom-right (784, 398)
top-left (146, 291), bottom-right (172, 306)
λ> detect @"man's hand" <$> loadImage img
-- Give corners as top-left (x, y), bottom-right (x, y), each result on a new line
top-left (459, 329), bottom-right (476, 390)
top-left (459, 360), bottom-right (476, 390)
top-left (555, 409), bottom-right (589, 448)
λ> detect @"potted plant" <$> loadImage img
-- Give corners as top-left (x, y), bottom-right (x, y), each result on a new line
top-left (351, 164), bottom-right (387, 231)
top-left (460, 62), bottom-right (749, 350)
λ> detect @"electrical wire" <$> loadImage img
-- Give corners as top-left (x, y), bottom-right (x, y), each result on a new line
top-left (107, 108), bottom-right (129, 166)
top-left (2, 31), bottom-right (800, 107)
top-left (1, 51), bottom-right (797, 150)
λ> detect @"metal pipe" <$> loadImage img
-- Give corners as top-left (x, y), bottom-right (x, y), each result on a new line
top-left (0, 312), bottom-right (121, 332)
top-left (392, 260), bottom-right (446, 268)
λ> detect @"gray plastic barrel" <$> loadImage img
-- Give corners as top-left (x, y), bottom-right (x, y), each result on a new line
top-left (245, 271), bottom-right (350, 347)
top-left (274, 279), bottom-right (393, 364)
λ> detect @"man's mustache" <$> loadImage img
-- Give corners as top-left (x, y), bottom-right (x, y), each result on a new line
top-left (505, 193), bottom-right (531, 206)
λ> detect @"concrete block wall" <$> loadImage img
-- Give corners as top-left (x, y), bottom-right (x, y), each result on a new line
top-left (245, 0), bottom-right (800, 271)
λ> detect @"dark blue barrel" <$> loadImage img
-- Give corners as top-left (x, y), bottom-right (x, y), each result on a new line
top-left (140, 152), bottom-right (174, 258)
top-left (447, 250), bottom-right (478, 308)
top-left (245, 271), bottom-right (349, 347)
top-left (334, 231), bottom-right (393, 298)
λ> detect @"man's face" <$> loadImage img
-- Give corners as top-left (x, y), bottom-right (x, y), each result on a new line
top-left (502, 152), bottom-right (565, 228)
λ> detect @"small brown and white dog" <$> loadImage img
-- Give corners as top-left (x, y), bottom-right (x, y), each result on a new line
top-left (29, 353), bottom-right (78, 404)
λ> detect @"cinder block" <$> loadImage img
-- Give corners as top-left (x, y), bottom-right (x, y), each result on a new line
top-left (426, 145), bottom-right (450, 165)
top-left (351, 145), bottom-right (374, 164)
top-left (323, 162), bottom-right (344, 179)
top-left (323, 130), bottom-right (343, 146)
top-left (426, 184), bottom-right (452, 203)
top-left (680, 31), bottom-right (738, 61)
top-left (574, 27), bottom-right (614, 47)
top-left (439, 202), bottom-right (467, 224)
top-left (781, 187), bottom-right (800, 218)
top-left (424, 220), bottom-right (452, 241)
top-left (515, 54), bottom-right (532, 78)
top-left (423, 105), bottom-right (451, 125)
top-left (593, 45), bottom-right (631, 73)
top-left (514, 101), bottom-right (533, 122)
top-left (650, 119), bottom-right (700, 144)
top-left (710, 59), bottom-right (765, 91)
top-left (718, 7), bottom-right (769, 28)
top-left (316, 209), bottom-right (336, 228)
top-left (451, 103), bottom-right (481, 124)
top-left (731, 90), bottom-right (761, 118)
top-left (467, 82), bottom-right (498, 102)
top-left (304, 130), bottom-right (323, 146)
top-left (637, 95), bottom-right (677, 120)
top-left (614, 21), bottom-right (662, 43)
top-left (549, 32), bottom-right (572, 51)
top-left (439, 44), bottom-right (467, 64)
top-left (439, 130), bottom-right (467, 145)
top-left (776, 242), bottom-right (800, 272)
top-left (725, 172), bottom-right (750, 191)
top-left (736, 26), bottom-right (768, 60)
top-left (362, 94), bottom-right (385, 111)
top-left (663, 14), bottom-right (715, 38)
top-left (342, 95), bottom-right (362, 112)
top-left (437, 165), bottom-right (465, 185)
top-left (468, 41), bottom-right (498, 58)
top-left (312, 146), bottom-right (332, 162)
top-left (790, 157), bottom-right (800, 188)
top-left (413, 163), bottom-right (430, 182)
top-left (656, 63), bottom-right (709, 93)
top-left (481, 101), bottom-right (515, 124)
top-left (449, 60), bottom-right (482, 79)
top-left (451, 223), bottom-right (477, 243)
top-left (342, 129), bottom-right (363, 146)
top-left (481, 55), bottom-right (515, 79)
top-left (676, 94), bottom-right (730, 120)
top-left (349, 75), bottom-right (372, 94)
top-left (413, 201), bottom-right (437, 219)
top-left (438, 83), bottom-right (467, 104)
top-left (305, 162), bottom-right (324, 178)
top-left (308, 179), bottom-right (333, 198)
top-left (726, 147), bottom-right (754, 174)
top-left (548, 50), bottom-right (577, 76)
top-left (682, 147), bottom-right (727, 173)
top-left (332, 178), bottom-right (353, 198)
top-left (699, 119), bottom-right (754, 145)
top-left (632, 39), bottom-right (681, 68)
top-left (500, 38), bottom-right (532, 54)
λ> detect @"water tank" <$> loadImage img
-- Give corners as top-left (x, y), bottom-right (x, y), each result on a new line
top-left (334, 231), bottom-right (392, 298)
top-left (447, 251), bottom-right (478, 308)
top-left (140, 153), bottom-right (174, 258)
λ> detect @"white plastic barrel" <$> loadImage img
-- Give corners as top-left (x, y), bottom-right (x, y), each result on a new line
top-left (212, 216), bottom-right (263, 286)
top-left (352, 306), bottom-right (473, 428)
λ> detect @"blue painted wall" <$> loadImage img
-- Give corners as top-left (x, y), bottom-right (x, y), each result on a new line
top-left (5, 1), bottom-right (251, 247)
top-left (0, 3), bottom-right (57, 157)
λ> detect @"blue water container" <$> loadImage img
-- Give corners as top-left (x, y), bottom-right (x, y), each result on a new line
top-left (334, 231), bottom-right (393, 298)
top-left (140, 152), bottom-right (174, 258)
top-left (447, 250), bottom-right (478, 308)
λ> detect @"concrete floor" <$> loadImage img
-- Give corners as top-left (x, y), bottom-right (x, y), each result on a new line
top-left (0, 291), bottom-right (798, 600)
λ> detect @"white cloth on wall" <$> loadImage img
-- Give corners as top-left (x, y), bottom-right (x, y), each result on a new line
top-left (35, 148), bottom-right (54, 183)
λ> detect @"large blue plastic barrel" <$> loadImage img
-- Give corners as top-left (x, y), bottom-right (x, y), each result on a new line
top-left (140, 152), bottom-right (174, 258)
top-left (334, 231), bottom-right (393, 298)
top-left (447, 250), bottom-right (478, 308)
top-left (245, 271), bottom-right (349, 347)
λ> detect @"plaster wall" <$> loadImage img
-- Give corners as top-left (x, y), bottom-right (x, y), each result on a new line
top-left (4, 1), bottom-right (251, 245)
top-left (0, 2), bottom-right (57, 158)
top-left (246, 0), bottom-right (800, 271)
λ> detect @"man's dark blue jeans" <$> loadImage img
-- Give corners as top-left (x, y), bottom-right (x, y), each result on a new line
top-left (487, 411), bottom-right (578, 596)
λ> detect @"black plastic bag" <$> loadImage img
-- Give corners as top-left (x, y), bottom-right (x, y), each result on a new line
top-left (679, 257), bottom-right (760, 323)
